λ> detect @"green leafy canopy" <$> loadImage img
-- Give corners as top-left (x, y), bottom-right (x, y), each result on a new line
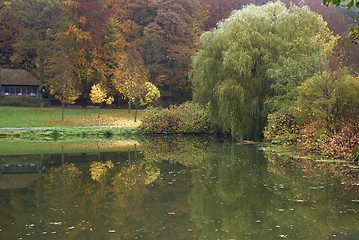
top-left (190, 2), bottom-right (330, 140)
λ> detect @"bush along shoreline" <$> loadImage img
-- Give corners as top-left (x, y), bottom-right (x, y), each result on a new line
top-left (139, 99), bottom-right (359, 163)
top-left (139, 102), bottom-right (220, 135)
top-left (264, 111), bottom-right (359, 162)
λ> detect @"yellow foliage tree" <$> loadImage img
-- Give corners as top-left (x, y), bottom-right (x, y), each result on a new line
top-left (90, 84), bottom-right (114, 118)
top-left (113, 56), bottom-right (160, 121)
top-left (312, 17), bottom-right (340, 67)
top-left (143, 82), bottom-right (161, 106)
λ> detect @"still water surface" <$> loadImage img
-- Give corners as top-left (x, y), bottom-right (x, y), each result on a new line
top-left (0, 136), bottom-right (358, 239)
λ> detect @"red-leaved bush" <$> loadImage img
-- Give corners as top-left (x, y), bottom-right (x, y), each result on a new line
top-left (298, 121), bottom-right (359, 161)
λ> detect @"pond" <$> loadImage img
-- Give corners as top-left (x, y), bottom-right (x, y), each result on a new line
top-left (0, 136), bottom-right (358, 240)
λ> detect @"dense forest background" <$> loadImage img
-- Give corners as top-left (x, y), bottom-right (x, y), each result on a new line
top-left (0, 0), bottom-right (358, 106)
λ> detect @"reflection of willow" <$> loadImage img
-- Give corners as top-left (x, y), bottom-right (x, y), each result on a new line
top-left (189, 143), bottom-right (359, 240)
top-left (265, 152), bottom-right (359, 238)
top-left (190, 143), bottom-right (280, 239)
top-left (140, 135), bottom-right (217, 166)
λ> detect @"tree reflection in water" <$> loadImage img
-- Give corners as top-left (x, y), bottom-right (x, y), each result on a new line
top-left (189, 142), bottom-right (359, 240)
top-left (0, 136), bottom-right (358, 239)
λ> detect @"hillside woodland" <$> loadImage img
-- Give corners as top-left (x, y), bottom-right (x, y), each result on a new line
top-left (0, 0), bottom-right (358, 105)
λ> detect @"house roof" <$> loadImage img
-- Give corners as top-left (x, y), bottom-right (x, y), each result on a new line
top-left (0, 69), bottom-right (40, 86)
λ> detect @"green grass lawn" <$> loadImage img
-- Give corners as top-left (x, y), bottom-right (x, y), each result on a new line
top-left (0, 107), bottom-right (144, 128)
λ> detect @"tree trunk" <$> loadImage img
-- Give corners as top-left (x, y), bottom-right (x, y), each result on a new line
top-left (62, 102), bottom-right (64, 121)
top-left (98, 104), bottom-right (101, 118)
top-left (128, 101), bottom-right (131, 114)
top-left (134, 103), bottom-right (138, 122)
top-left (39, 57), bottom-right (45, 108)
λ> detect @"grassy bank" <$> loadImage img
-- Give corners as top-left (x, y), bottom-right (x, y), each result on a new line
top-left (0, 107), bottom-right (143, 128)
top-left (0, 107), bottom-right (144, 140)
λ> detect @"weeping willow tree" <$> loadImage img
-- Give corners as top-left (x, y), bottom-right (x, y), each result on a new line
top-left (190, 2), bottom-right (331, 140)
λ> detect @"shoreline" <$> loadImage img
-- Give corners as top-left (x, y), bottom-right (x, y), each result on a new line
top-left (1, 126), bottom-right (358, 165)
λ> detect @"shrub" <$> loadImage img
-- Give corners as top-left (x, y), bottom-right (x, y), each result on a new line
top-left (264, 111), bottom-right (298, 145)
top-left (330, 122), bottom-right (359, 160)
top-left (0, 96), bottom-right (50, 107)
top-left (176, 102), bottom-right (213, 134)
top-left (139, 102), bottom-right (217, 134)
top-left (297, 121), bottom-right (331, 153)
top-left (265, 112), bottom-right (359, 161)
top-left (297, 121), bottom-right (359, 161)
top-left (139, 106), bottom-right (180, 134)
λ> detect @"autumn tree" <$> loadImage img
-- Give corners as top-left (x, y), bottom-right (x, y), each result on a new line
top-left (201, 0), bottom-right (255, 30)
top-left (190, 2), bottom-right (331, 140)
top-left (102, 15), bottom-right (130, 99)
top-left (113, 56), bottom-right (160, 122)
top-left (56, 0), bottom-right (110, 100)
top-left (90, 84), bottom-right (114, 118)
top-left (46, 51), bottom-right (80, 121)
top-left (0, 0), bottom-right (19, 67)
top-left (7, 0), bottom-right (63, 107)
top-left (142, 0), bottom-right (206, 102)
top-left (103, 2), bottom-right (161, 121)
